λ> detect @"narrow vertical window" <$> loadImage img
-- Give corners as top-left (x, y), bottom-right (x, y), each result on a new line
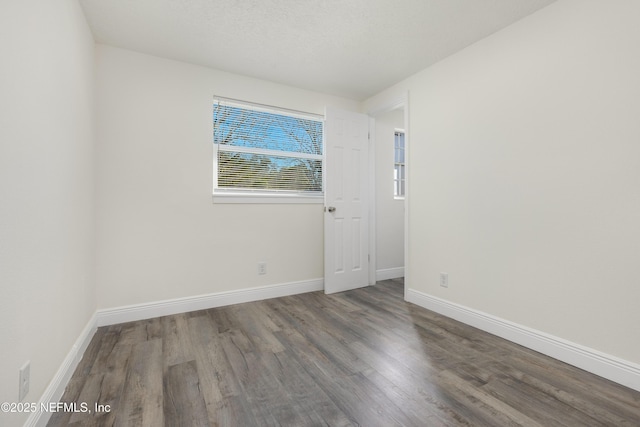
top-left (394, 130), bottom-right (405, 198)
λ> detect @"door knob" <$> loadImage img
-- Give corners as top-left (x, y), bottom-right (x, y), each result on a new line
top-left (327, 206), bottom-right (336, 213)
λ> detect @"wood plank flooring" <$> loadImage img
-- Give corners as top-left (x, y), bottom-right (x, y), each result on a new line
top-left (48, 279), bottom-right (640, 426)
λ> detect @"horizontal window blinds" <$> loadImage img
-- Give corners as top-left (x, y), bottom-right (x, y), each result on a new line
top-left (214, 99), bottom-right (323, 193)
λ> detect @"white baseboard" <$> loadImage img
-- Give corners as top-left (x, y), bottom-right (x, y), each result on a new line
top-left (376, 267), bottom-right (404, 281)
top-left (406, 288), bottom-right (640, 392)
top-left (96, 278), bottom-right (324, 327)
top-left (25, 314), bottom-right (97, 427)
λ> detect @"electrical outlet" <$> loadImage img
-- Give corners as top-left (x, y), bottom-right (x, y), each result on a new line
top-left (440, 272), bottom-right (449, 288)
top-left (258, 262), bottom-right (267, 275)
top-left (19, 361), bottom-right (30, 401)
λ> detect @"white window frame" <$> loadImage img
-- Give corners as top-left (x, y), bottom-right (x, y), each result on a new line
top-left (394, 129), bottom-right (406, 199)
top-left (212, 97), bottom-right (324, 204)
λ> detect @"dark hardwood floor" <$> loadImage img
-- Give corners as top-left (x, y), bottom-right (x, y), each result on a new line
top-left (48, 279), bottom-right (640, 426)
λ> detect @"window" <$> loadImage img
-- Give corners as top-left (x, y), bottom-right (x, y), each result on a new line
top-left (394, 130), bottom-right (405, 198)
top-left (213, 98), bottom-right (324, 202)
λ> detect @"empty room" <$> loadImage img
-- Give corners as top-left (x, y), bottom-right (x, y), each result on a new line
top-left (1, 0), bottom-right (639, 426)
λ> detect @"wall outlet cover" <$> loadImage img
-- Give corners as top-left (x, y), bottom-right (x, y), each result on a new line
top-left (440, 272), bottom-right (449, 288)
top-left (258, 262), bottom-right (267, 275)
top-left (19, 361), bottom-right (30, 401)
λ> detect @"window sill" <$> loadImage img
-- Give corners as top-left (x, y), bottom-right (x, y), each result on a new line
top-left (213, 192), bottom-right (323, 204)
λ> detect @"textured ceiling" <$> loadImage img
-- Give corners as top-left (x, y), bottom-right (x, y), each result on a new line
top-left (79, 0), bottom-right (556, 100)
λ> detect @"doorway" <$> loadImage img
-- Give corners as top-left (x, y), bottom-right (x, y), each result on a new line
top-left (374, 107), bottom-right (405, 277)
top-left (367, 93), bottom-right (409, 297)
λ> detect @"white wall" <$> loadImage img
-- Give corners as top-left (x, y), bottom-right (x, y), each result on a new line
top-left (0, 1), bottom-right (96, 425)
top-left (4, 2), bottom-right (638, 421)
top-left (95, 45), bottom-right (359, 309)
top-left (365, 0), bottom-right (640, 365)
top-left (375, 109), bottom-right (405, 276)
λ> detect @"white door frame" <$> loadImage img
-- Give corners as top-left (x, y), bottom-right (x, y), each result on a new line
top-left (365, 91), bottom-right (410, 298)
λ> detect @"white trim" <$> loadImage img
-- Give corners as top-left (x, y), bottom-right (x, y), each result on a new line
top-left (24, 314), bottom-right (98, 427)
top-left (406, 288), bottom-right (640, 392)
top-left (368, 117), bottom-right (377, 286)
top-left (376, 267), bottom-right (405, 281)
top-left (402, 94), bottom-right (410, 301)
top-left (366, 93), bottom-right (408, 117)
top-left (212, 192), bottom-right (323, 204)
top-left (96, 279), bottom-right (324, 326)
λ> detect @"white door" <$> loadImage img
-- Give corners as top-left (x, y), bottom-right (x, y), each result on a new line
top-left (324, 107), bottom-right (370, 294)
